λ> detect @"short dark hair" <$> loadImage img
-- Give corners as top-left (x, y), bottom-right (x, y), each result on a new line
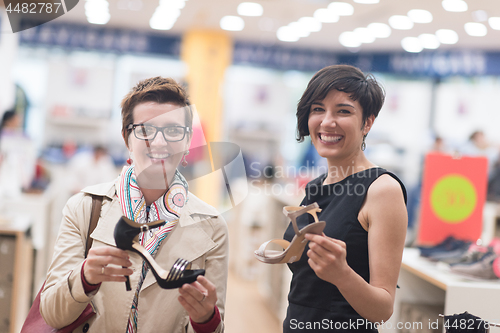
top-left (296, 65), bottom-right (385, 142)
top-left (121, 77), bottom-right (192, 148)
top-left (1, 110), bottom-right (17, 130)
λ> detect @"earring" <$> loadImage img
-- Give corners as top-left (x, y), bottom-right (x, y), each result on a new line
top-left (127, 152), bottom-right (134, 165)
top-left (361, 135), bottom-right (367, 151)
top-left (181, 150), bottom-right (189, 167)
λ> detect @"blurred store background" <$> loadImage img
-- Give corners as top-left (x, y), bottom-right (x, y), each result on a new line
top-left (1, 0), bottom-right (500, 332)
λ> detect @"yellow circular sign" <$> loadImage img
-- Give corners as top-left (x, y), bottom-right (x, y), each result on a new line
top-left (430, 174), bottom-right (477, 224)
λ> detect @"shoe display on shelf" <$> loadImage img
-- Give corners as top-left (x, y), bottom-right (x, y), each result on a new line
top-left (449, 252), bottom-right (500, 280)
top-left (254, 202), bottom-right (326, 264)
top-left (114, 216), bottom-right (205, 289)
top-left (418, 236), bottom-right (471, 258)
top-left (440, 245), bottom-right (491, 265)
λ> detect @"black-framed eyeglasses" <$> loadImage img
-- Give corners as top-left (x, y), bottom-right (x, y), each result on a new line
top-left (127, 124), bottom-right (191, 142)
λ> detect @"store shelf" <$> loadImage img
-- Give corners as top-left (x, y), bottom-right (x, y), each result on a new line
top-left (383, 248), bottom-right (500, 333)
top-left (402, 248), bottom-right (500, 291)
top-left (0, 218), bottom-right (33, 333)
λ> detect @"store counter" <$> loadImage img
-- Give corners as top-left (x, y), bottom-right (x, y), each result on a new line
top-left (383, 247), bottom-right (500, 332)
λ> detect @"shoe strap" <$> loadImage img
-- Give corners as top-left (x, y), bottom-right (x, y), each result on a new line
top-left (166, 258), bottom-right (191, 282)
top-left (283, 203), bottom-right (321, 235)
top-left (255, 239), bottom-right (291, 257)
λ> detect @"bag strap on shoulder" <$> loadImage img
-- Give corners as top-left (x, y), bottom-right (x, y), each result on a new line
top-left (85, 195), bottom-right (103, 258)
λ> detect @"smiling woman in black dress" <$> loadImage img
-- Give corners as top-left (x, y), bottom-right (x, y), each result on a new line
top-left (283, 65), bottom-right (408, 332)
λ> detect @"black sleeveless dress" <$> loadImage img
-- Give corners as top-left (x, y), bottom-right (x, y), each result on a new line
top-left (283, 167), bottom-right (407, 332)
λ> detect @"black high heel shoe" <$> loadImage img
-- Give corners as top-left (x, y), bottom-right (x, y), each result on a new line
top-left (114, 216), bottom-right (205, 290)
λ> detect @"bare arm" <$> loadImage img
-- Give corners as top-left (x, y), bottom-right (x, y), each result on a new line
top-left (305, 174), bottom-right (407, 322)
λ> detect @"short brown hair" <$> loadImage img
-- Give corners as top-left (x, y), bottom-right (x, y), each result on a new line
top-left (296, 65), bottom-right (385, 142)
top-left (121, 77), bottom-right (192, 147)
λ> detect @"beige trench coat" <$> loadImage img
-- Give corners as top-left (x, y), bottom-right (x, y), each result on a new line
top-left (40, 181), bottom-right (228, 333)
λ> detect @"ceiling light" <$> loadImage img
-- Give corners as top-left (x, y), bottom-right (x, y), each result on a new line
top-left (367, 22), bottom-right (391, 38)
top-left (153, 7), bottom-right (180, 19)
top-left (418, 34), bottom-right (440, 49)
top-left (353, 0), bottom-right (379, 3)
top-left (401, 37), bottom-right (423, 53)
top-left (237, 2), bottom-right (263, 17)
top-left (87, 13), bottom-right (110, 24)
top-left (388, 15), bottom-right (414, 30)
top-left (489, 17), bottom-right (500, 30)
top-left (289, 22), bottom-right (310, 38)
top-left (354, 27), bottom-right (375, 43)
top-left (220, 16), bottom-right (245, 31)
top-left (436, 29), bottom-right (459, 44)
top-left (314, 8), bottom-right (339, 23)
top-left (472, 10), bottom-right (488, 22)
top-left (298, 17), bottom-right (322, 32)
top-left (464, 22), bottom-right (487, 36)
top-left (154, 6), bottom-right (181, 17)
top-left (85, 0), bottom-right (110, 25)
top-left (327, 2), bottom-right (354, 16)
top-left (277, 26), bottom-right (300, 42)
top-left (150, 16), bottom-right (175, 30)
top-left (159, 0), bottom-right (185, 9)
top-left (339, 31), bottom-right (361, 48)
top-left (442, 0), bottom-right (468, 13)
top-left (150, 7), bottom-right (180, 30)
top-left (85, 0), bottom-right (109, 13)
top-left (407, 9), bottom-right (433, 23)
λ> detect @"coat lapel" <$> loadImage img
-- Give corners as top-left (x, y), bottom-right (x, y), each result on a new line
top-left (85, 182), bottom-right (220, 292)
top-left (90, 195), bottom-right (123, 246)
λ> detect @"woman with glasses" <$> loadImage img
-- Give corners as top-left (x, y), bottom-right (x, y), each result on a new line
top-left (40, 77), bottom-right (228, 333)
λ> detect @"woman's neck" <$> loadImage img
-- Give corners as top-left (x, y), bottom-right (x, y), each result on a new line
top-left (142, 188), bottom-right (167, 206)
top-left (324, 153), bottom-right (376, 185)
top-left (135, 169), bottom-right (175, 205)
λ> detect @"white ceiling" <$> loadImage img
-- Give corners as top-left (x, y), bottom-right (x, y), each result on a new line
top-left (59, 0), bottom-right (500, 52)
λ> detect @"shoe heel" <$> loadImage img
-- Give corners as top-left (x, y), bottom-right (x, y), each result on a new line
top-left (114, 217), bottom-right (205, 289)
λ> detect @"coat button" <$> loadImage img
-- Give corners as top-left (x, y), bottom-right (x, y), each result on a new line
top-left (83, 323), bottom-right (90, 332)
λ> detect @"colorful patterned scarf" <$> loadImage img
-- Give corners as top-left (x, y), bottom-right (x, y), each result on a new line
top-left (116, 165), bottom-right (188, 333)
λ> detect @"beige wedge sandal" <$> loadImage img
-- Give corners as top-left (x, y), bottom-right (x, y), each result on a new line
top-left (254, 202), bottom-right (326, 264)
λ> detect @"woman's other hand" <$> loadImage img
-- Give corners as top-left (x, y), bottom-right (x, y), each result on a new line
top-left (305, 233), bottom-right (352, 285)
top-left (178, 275), bottom-right (217, 323)
top-left (83, 246), bottom-right (133, 285)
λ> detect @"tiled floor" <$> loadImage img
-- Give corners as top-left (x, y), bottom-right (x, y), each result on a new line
top-left (225, 270), bottom-right (282, 333)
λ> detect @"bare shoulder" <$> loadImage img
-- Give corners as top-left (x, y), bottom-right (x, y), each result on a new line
top-left (367, 174), bottom-right (404, 200)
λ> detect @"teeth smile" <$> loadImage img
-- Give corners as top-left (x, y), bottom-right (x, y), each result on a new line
top-left (320, 134), bottom-right (342, 143)
top-left (148, 153), bottom-right (170, 159)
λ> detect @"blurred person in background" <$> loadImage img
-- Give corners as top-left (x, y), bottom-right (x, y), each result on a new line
top-left (0, 109), bottom-right (36, 197)
top-left (40, 77), bottom-right (228, 333)
top-left (462, 130), bottom-right (499, 176)
top-left (283, 65), bottom-right (407, 332)
top-left (66, 145), bottom-right (118, 194)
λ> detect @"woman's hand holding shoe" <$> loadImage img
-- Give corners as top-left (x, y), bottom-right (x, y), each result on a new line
top-left (83, 246), bottom-right (133, 285)
top-left (305, 233), bottom-right (352, 286)
top-left (178, 275), bottom-right (218, 324)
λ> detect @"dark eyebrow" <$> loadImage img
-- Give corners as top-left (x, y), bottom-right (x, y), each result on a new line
top-left (311, 102), bottom-right (356, 109)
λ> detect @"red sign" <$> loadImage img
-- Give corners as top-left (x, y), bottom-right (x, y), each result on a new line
top-left (417, 153), bottom-right (488, 245)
